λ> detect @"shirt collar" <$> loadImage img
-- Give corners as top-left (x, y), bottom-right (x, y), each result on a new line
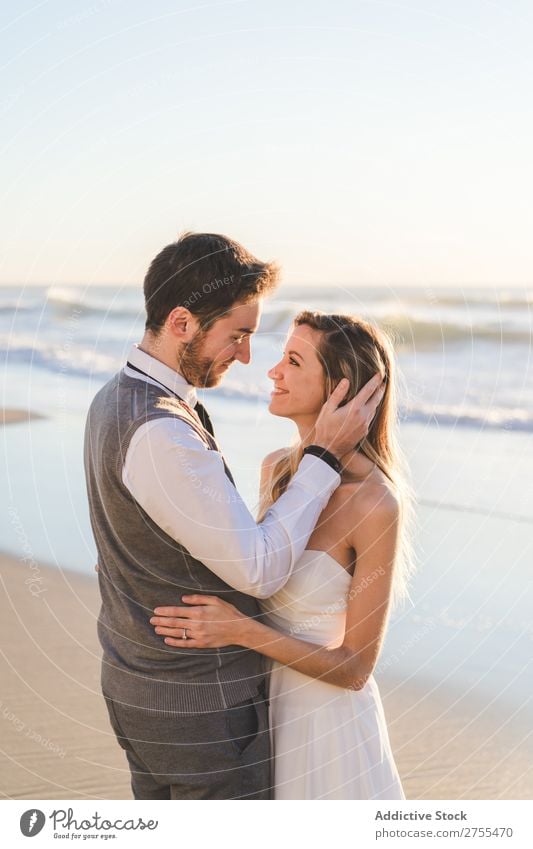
top-left (125, 344), bottom-right (197, 407)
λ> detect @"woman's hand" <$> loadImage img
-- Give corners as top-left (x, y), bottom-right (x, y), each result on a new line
top-left (149, 594), bottom-right (250, 649)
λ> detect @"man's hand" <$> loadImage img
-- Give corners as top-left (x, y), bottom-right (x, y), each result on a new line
top-left (150, 596), bottom-right (248, 649)
top-left (314, 373), bottom-right (385, 459)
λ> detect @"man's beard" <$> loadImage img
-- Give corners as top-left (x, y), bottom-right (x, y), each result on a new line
top-left (178, 330), bottom-right (232, 388)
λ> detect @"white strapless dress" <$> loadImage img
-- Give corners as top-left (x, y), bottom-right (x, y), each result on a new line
top-left (260, 550), bottom-right (405, 800)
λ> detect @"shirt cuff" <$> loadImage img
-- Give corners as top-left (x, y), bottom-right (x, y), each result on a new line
top-left (292, 453), bottom-right (341, 498)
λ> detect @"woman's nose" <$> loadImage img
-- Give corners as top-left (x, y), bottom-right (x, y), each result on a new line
top-left (268, 360), bottom-right (283, 380)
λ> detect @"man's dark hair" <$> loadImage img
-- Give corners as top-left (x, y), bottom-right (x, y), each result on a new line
top-left (143, 232), bottom-right (280, 333)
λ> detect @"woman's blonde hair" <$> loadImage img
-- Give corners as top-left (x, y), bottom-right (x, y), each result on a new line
top-left (258, 310), bottom-right (415, 605)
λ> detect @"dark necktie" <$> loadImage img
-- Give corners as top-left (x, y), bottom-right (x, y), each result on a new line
top-left (125, 360), bottom-right (234, 484)
top-left (194, 399), bottom-right (234, 484)
top-left (194, 400), bottom-right (215, 438)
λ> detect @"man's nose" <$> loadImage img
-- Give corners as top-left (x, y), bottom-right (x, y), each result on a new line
top-left (235, 337), bottom-right (251, 365)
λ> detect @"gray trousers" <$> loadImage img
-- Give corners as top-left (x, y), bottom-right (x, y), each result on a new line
top-left (103, 686), bottom-right (272, 800)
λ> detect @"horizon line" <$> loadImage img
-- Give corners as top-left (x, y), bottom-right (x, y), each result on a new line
top-left (0, 280), bottom-right (530, 289)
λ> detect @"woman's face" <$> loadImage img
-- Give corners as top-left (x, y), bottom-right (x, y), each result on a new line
top-left (268, 324), bottom-right (327, 420)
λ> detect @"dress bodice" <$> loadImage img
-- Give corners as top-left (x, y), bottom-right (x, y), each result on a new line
top-left (260, 550), bottom-right (352, 648)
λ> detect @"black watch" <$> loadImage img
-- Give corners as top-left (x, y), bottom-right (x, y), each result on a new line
top-left (302, 444), bottom-right (342, 475)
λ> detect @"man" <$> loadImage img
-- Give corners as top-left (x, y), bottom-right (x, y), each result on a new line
top-left (84, 232), bottom-right (384, 800)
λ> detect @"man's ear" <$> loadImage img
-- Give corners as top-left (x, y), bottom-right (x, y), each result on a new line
top-left (165, 306), bottom-right (200, 342)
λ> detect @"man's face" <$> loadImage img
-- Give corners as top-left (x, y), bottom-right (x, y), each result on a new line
top-left (179, 299), bottom-right (262, 387)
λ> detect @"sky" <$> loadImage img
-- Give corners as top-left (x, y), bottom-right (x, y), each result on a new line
top-left (1, 0), bottom-right (532, 287)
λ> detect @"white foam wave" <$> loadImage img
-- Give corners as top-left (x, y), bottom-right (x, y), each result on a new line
top-left (380, 314), bottom-right (532, 347)
top-left (0, 335), bottom-right (119, 378)
top-left (2, 334), bottom-right (530, 433)
top-left (45, 286), bottom-right (143, 319)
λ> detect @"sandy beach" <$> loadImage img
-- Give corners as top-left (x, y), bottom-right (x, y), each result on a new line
top-left (1, 392), bottom-right (533, 801)
top-left (1, 408), bottom-right (45, 426)
top-left (1, 551), bottom-right (531, 801)
top-left (0, 553), bottom-right (129, 800)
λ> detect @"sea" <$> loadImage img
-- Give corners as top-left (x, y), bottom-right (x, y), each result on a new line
top-left (1, 283), bottom-right (532, 746)
top-left (2, 283), bottom-right (532, 431)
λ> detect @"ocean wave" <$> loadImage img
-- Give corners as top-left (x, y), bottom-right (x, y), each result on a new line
top-left (2, 335), bottom-right (531, 433)
top-left (0, 337), bottom-right (118, 378)
top-left (252, 296), bottom-right (533, 345)
top-left (0, 298), bottom-right (42, 314)
top-left (258, 304), bottom-right (299, 334)
top-left (402, 403), bottom-right (533, 433)
top-left (257, 306), bottom-right (532, 345)
top-left (6, 287), bottom-right (522, 349)
top-left (402, 291), bottom-right (533, 309)
top-left (209, 380), bottom-right (533, 432)
top-left (379, 314), bottom-right (532, 347)
top-left (45, 286), bottom-right (143, 319)
top-left (282, 286), bottom-right (533, 309)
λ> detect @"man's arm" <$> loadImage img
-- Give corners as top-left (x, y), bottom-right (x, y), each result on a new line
top-left (123, 373), bottom-right (384, 598)
top-left (123, 417), bottom-right (338, 598)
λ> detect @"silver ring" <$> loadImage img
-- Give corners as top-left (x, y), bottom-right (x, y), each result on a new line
top-left (182, 628), bottom-right (188, 640)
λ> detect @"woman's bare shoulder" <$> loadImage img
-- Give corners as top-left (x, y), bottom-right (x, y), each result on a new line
top-left (329, 476), bottom-right (399, 561)
top-left (337, 470), bottom-right (400, 521)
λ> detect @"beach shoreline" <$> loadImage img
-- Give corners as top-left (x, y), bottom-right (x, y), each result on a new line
top-left (1, 552), bottom-right (531, 800)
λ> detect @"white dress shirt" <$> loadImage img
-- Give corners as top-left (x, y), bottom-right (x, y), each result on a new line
top-left (122, 344), bottom-right (340, 598)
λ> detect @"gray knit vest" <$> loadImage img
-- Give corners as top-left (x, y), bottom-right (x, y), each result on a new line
top-left (84, 369), bottom-right (265, 714)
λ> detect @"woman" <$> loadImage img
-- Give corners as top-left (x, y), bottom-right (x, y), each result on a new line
top-left (150, 311), bottom-right (412, 800)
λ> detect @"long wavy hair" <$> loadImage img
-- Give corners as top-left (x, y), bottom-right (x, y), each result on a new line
top-left (258, 310), bottom-right (415, 605)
